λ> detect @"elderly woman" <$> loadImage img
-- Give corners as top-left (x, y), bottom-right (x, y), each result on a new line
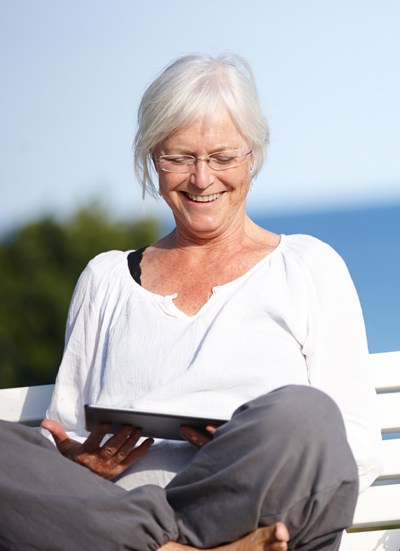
top-left (41, 54), bottom-right (382, 551)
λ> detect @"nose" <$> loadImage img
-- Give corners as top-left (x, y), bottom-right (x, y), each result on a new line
top-left (189, 159), bottom-right (213, 189)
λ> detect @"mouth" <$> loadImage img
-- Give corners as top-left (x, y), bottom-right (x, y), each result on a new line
top-left (184, 192), bottom-right (223, 203)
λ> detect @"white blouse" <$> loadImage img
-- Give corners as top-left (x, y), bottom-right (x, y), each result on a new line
top-left (45, 234), bottom-right (382, 496)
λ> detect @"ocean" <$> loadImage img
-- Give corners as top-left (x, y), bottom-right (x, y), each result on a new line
top-left (252, 203), bottom-right (400, 354)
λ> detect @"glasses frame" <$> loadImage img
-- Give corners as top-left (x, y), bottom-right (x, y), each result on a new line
top-left (153, 146), bottom-right (254, 173)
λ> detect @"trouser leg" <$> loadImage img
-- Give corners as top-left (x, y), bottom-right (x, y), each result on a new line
top-left (0, 420), bottom-right (177, 551)
top-left (166, 385), bottom-right (359, 551)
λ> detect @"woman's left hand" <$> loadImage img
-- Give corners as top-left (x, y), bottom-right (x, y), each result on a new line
top-left (179, 424), bottom-right (218, 449)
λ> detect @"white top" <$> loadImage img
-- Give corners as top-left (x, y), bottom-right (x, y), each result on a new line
top-left (45, 234), bottom-right (382, 500)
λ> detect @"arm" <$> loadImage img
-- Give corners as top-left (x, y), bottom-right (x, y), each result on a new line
top-left (43, 260), bottom-right (100, 442)
top-left (302, 241), bottom-right (383, 493)
top-left (43, 252), bottom-right (153, 477)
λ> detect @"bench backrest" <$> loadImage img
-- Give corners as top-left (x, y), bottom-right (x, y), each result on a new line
top-left (347, 351), bottom-right (400, 550)
top-left (0, 351), bottom-right (399, 550)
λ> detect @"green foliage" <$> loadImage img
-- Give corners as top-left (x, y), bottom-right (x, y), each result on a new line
top-left (0, 204), bottom-right (160, 389)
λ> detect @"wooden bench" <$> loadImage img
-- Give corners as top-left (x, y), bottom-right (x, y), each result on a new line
top-left (0, 350), bottom-right (399, 550)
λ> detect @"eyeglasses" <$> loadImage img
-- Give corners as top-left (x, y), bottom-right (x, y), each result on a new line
top-left (154, 146), bottom-right (253, 173)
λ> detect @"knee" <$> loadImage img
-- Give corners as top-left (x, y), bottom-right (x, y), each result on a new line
top-left (234, 385), bottom-right (347, 444)
top-left (226, 386), bottom-right (357, 490)
top-left (270, 385), bottom-right (343, 424)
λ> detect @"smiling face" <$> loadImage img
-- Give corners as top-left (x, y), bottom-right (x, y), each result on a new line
top-left (154, 111), bottom-right (254, 244)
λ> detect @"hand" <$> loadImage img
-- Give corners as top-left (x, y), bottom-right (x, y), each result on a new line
top-left (41, 419), bottom-right (153, 480)
top-left (179, 424), bottom-right (218, 450)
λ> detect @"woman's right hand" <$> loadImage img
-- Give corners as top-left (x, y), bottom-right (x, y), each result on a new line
top-left (41, 419), bottom-right (153, 480)
top-left (179, 424), bottom-right (218, 449)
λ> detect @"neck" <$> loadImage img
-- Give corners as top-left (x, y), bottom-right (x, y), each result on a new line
top-left (167, 216), bottom-right (252, 257)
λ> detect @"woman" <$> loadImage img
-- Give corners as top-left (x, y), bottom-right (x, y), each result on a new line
top-left (42, 54), bottom-right (382, 550)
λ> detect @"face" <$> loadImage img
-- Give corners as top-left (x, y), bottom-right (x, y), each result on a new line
top-left (153, 111), bottom-right (254, 242)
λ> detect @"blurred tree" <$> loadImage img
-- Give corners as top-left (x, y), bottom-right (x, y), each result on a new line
top-left (0, 204), bottom-right (160, 389)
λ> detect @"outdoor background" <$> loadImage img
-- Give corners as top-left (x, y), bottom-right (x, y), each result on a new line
top-left (1, 0), bottom-right (399, 388)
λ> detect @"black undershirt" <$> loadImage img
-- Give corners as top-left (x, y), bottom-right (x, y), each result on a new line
top-left (127, 246), bottom-right (148, 286)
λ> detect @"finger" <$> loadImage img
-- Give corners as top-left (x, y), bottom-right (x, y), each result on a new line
top-left (179, 426), bottom-right (211, 449)
top-left (206, 424), bottom-right (218, 435)
top-left (113, 428), bottom-right (145, 456)
top-left (269, 540), bottom-right (288, 551)
top-left (100, 428), bottom-right (143, 461)
top-left (274, 522), bottom-right (290, 543)
top-left (91, 437), bottom-right (154, 481)
top-left (119, 437), bottom-right (154, 467)
top-left (80, 423), bottom-right (112, 454)
top-left (96, 438), bottom-right (154, 480)
top-left (243, 524), bottom-right (289, 551)
top-left (269, 542), bottom-right (288, 551)
top-left (41, 419), bottom-right (70, 444)
top-left (40, 419), bottom-right (79, 459)
top-left (263, 523), bottom-right (290, 551)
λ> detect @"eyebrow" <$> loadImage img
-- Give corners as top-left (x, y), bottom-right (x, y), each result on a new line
top-left (162, 145), bottom-right (241, 155)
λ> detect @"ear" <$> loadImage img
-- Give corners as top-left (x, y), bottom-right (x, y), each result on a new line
top-left (149, 146), bottom-right (159, 173)
top-left (250, 152), bottom-right (255, 174)
top-left (153, 160), bottom-right (160, 174)
top-left (151, 154), bottom-right (160, 174)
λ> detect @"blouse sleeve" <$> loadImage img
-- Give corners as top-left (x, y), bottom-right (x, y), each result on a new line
top-left (301, 240), bottom-right (383, 493)
top-left (43, 259), bottom-right (102, 443)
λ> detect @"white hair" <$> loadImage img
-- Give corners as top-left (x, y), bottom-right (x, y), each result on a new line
top-left (134, 53), bottom-right (270, 199)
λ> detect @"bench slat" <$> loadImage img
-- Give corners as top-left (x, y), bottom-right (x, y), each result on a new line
top-left (0, 385), bottom-right (54, 425)
top-left (348, 528), bottom-right (400, 551)
top-left (352, 484), bottom-right (400, 527)
top-left (377, 393), bottom-right (400, 433)
top-left (370, 351), bottom-right (400, 392)
top-left (380, 439), bottom-right (400, 480)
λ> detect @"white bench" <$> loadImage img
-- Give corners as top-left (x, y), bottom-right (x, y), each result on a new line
top-left (0, 351), bottom-right (399, 550)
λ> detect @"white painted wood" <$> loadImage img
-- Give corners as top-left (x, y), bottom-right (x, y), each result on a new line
top-left (377, 392), bottom-right (400, 433)
top-left (0, 384), bottom-right (54, 425)
top-left (348, 528), bottom-right (400, 551)
top-left (350, 351), bottom-right (400, 550)
top-left (353, 484), bottom-right (400, 527)
top-left (370, 351), bottom-right (400, 392)
top-left (380, 439), bottom-right (400, 479)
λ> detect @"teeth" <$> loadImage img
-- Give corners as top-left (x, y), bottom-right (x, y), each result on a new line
top-left (187, 192), bottom-right (222, 202)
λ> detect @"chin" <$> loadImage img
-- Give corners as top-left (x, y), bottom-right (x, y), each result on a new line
top-left (188, 223), bottom-right (229, 239)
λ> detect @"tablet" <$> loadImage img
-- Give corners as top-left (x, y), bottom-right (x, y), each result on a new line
top-left (84, 404), bottom-right (228, 441)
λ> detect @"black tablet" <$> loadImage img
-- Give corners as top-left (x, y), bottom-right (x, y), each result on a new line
top-left (84, 404), bottom-right (228, 441)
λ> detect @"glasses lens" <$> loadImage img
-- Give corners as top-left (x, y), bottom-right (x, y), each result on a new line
top-left (208, 150), bottom-right (242, 170)
top-left (157, 149), bottom-right (251, 172)
top-left (159, 156), bottom-right (194, 172)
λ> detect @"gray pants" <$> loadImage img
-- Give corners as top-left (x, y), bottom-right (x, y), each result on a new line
top-left (0, 386), bottom-right (358, 551)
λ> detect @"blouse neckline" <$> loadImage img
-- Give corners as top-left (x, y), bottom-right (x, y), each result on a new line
top-left (124, 235), bottom-right (286, 319)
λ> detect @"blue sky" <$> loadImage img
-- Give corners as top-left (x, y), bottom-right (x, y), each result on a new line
top-left (1, 0), bottom-right (400, 232)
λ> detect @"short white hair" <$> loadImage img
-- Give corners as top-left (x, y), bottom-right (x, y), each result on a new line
top-left (134, 53), bottom-right (269, 199)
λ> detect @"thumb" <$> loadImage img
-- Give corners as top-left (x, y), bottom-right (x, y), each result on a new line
top-left (41, 419), bottom-right (79, 459)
